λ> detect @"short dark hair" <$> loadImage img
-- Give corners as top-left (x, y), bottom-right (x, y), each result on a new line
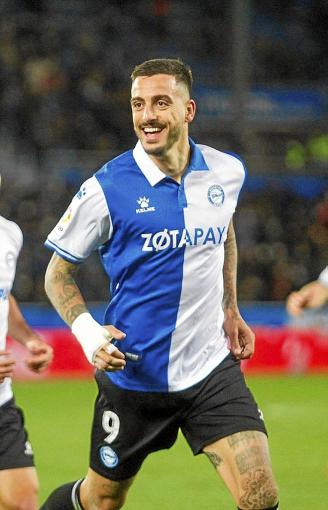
top-left (131, 58), bottom-right (193, 95)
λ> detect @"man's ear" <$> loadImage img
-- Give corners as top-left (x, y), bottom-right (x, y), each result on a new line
top-left (185, 99), bottom-right (196, 123)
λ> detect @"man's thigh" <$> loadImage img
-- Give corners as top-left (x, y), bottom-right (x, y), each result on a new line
top-left (89, 371), bottom-right (181, 481)
top-left (203, 431), bottom-right (278, 508)
top-left (181, 354), bottom-right (267, 454)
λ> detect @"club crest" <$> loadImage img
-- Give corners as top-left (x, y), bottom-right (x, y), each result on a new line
top-left (207, 185), bottom-right (225, 207)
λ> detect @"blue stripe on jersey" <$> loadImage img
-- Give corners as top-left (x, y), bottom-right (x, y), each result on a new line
top-left (44, 239), bottom-right (84, 264)
top-left (177, 138), bottom-right (208, 208)
top-left (96, 150), bottom-right (187, 391)
top-left (188, 138), bottom-right (208, 171)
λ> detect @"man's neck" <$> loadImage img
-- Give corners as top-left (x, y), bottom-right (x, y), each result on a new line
top-left (149, 142), bottom-right (190, 184)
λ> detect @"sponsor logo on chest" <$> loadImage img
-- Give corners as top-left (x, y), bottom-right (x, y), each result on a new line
top-left (141, 226), bottom-right (226, 251)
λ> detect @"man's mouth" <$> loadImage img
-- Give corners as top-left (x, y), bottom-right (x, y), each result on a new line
top-left (141, 126), bottom-right (165, 141)
top-left (143, 127), bottom-right (162, 133)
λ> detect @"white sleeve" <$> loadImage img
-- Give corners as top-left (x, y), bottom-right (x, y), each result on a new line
top-left (10, 221), bottom-right (23, 255)
top-left (45, 176), bottom-right (112, 263)
top-left (318, 266), bottom-right (328, 288)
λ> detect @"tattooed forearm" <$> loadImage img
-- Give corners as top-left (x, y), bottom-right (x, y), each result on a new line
top-left (223, 220), bottom-right (238, 310)
top-left (204, 450), bottom-right (223, 470)
top-left (45, 253), bottom-right (87, 326)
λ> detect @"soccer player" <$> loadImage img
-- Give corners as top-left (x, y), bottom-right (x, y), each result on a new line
top-left (286, 266), bottom-right (328, 316)
top-left (0, 179), bottom-right (53, 510)
top-left (41, 59), bottom-right (279, 510)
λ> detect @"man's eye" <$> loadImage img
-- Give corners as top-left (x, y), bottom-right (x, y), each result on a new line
top-left (133, 103), bottom-right (143, 110)
top-left (158, 101), bottom-right (168, 107)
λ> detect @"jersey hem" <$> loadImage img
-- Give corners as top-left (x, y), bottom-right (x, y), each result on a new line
top-left (107, 346), bottom-right (230, 393)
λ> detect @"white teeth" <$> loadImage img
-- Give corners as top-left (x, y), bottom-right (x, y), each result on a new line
top-left (144, 127), bottom-right (161, 133)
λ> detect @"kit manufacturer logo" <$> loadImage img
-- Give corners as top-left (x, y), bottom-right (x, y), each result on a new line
top-left (136, 196), bottom-right (155, 213)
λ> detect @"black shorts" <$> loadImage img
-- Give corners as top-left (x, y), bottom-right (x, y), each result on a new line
top-left (90, 353), bottom-right (267, 481)
top-left (0, 398), bottom-right (35, 470)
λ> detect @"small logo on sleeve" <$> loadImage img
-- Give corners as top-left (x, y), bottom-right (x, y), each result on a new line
top-left (207, 185), bottom-right (225, 207)
top-left (99, 446), bottom-right (119, 468)
top-left (76, 186), bottom-right (86, 200)
top-left (136, 196), bottom-right (155, 213)
top-left (24, 441), bottom-right (34, 456)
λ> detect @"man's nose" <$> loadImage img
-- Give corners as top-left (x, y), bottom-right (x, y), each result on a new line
top-left (142, 104), bottom-right (157, 122)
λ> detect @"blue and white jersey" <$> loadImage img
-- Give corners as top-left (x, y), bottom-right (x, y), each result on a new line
top-left (0, 215), bottom-right (23, 405)
top-left (46, 139), bottom-right (246, 392)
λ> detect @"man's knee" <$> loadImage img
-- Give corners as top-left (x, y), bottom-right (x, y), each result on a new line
top-left (237, 468), bottom-right (279, 510)
top-left (81, 473), bottom-right (133, 510)
top-left (82, 491), bottom-right (127, 510)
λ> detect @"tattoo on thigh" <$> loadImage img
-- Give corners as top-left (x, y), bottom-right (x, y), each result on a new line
top-left (204, 451), bottom-right (223, 470)
top-left (227, 431), bottom-right (260, 450)
top-left (239, 468), bottom-right (277, 509)
top-left (235, 446), bottom-right (266, 475)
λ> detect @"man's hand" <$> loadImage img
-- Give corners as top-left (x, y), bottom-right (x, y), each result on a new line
top-left (91, 325), bottom-right (126, 372)
top-left (71, 313), bottom-right (127, 371)
top-left (0, 350), bottom-right (16, 382)
top-left (286, 281), bottom-right (328, 316)
top-left (223, 309), bottom-right (255, 360)
top-left (25, 337), bottom-right (54, 373)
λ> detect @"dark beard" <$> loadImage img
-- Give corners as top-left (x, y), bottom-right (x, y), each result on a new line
top-left (143, 145), bottom-right (166, 157)
top-left (140, 125), bottom-right (181, 157)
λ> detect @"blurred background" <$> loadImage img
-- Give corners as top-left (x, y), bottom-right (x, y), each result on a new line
top-left (2, 2), bottom-right (328, 508)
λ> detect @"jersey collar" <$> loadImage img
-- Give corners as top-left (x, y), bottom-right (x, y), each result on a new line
top-left (133, 138), bottom-right (209, 187)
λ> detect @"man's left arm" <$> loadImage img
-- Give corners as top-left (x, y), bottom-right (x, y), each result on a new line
top-left (222, 219), bottom-right (255, 360)
top-left (8, 294), bottom-right (53, 373)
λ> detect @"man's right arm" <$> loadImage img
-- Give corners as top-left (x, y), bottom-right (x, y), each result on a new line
top-left (44, 252), bottom-right (88, 326)
top-left (45, 253), bottom-right (126, 370)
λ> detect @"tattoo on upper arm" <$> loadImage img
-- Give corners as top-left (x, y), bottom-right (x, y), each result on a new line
top-left (204, 451), bottom-right (223, 470)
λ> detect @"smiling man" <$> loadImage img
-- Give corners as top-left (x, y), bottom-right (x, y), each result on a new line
top-left (131, 65), bottom-right (195, 172)
top-left (41, 59), bottom-right (279, 510)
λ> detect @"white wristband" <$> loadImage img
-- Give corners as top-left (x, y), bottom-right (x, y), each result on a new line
top-left (71, 313), bottom-right (117, 364)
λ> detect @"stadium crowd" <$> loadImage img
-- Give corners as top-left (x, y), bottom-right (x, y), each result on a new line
top-left (0, 0), bottom-right (327, 303)
top-left (1, 171), bottom-right (326, 304)
top-left (1, 0), bottom-right (328, 154)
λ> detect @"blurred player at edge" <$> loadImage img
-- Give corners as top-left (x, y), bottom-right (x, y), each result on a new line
top-left (0, 175), bottom-right (53, 510)
top-left (286, 266), bottom-right (328, 316)
top-left (41, 59), bottom-right (279, 510)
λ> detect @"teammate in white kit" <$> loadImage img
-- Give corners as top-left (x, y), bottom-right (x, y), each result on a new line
top-left (0, 178), bottom-right (53, 510)
top-left (41, 59), bottom-right (279, 510)
top-left (286, 267), bottom-right (328, 315)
